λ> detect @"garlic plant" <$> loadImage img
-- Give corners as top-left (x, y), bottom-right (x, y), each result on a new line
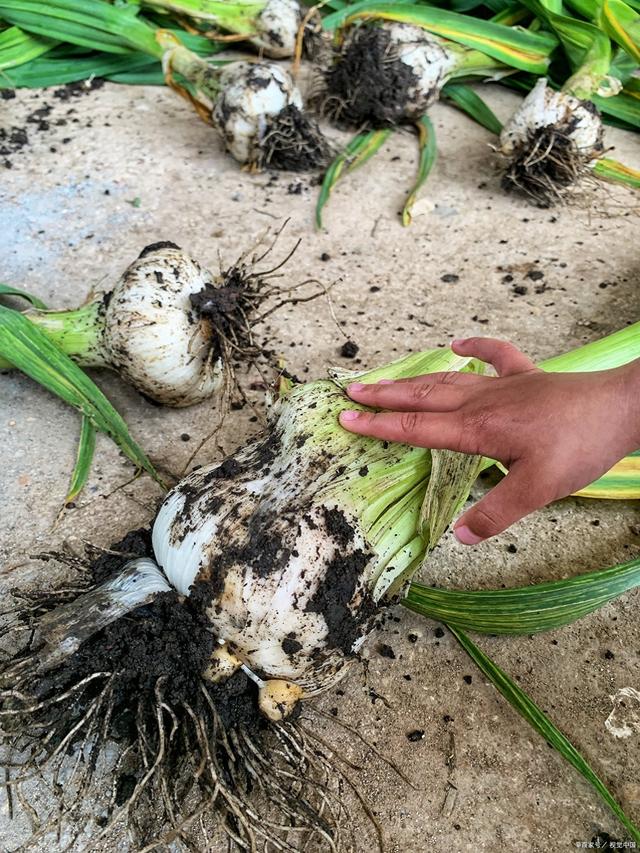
top-left (499, 77), bottom-right (610, 202)
top-left (318, 21), bottom-right (502, 128)
top-left (1, 240), bottom-right (287, 407)
top-left (0, 348), bottom-right (478, 850)
top-left (497, 0), bottom-right (622, 204)
top-left (0, 0), bottom-right (329, 171)
top-left (143, 0), bottom-right (303, 58)
top-left (4, 322), bottom-right (640, 848)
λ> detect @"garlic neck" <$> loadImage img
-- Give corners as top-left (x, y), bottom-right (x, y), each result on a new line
top-left (21, 298), bottom-right (109, 367)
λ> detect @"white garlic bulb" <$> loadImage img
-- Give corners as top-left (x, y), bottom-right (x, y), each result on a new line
top-left (101, 242), bottom-right (224, 407)
top-left (22, 242), bottom-right (226, 407)
top-left (324, 22), bottom-right (458, 126)
top-left (500, 78), bottom-right (603, 160)
top-left (212, 61), bottom-right (316, 168)
top-left (249, 0), bottom-right (302, 58)
top-left (382, 23), bottom-right (458, 118)
top-left (499, 78), bottom-right (605, 202)
top-left (151, 376), bottom-right (434, 700)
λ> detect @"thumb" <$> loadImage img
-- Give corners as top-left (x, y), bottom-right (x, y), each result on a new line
top-left (453, 463), bottom-right (546, 544)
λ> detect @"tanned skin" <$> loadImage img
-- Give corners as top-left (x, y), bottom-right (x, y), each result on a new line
top-left (339, 337), bottom-right (640, 545)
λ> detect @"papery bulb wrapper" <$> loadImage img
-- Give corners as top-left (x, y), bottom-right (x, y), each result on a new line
top-left (500, 78), bottom-right (603, 159)
top-left (152, 378), bottom-right (431, 694)
top-left (250, 0), bottom-right (301, 58)
top-left (102, 243), bottom-right (224, 406)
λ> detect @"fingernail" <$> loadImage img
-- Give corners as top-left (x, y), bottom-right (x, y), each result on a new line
top-left (340, 410), bottom-right (361, 422)
top-left (377, 379), bottom-right (394, 384)
top-left (451, 338), bottom-right (467, 348)
top-left (454, 525), bottom-right (484, 545)
top-left (347, 383), bottom-right (365, 392)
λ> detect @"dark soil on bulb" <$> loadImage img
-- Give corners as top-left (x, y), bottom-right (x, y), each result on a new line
top-left (502, 122), bottom-right (603, 205)
top-left (262, 104), bottom-right (331, 171)
top-left (36, 528), bottom-right (262, 726)
top-left (322, 26), bottom-right (418, 128)
top-left (188, 234), bottom-right (326, 380)
top-left (190, 263), bottom-right (269, 363)
top-left (306, 507), bottom-right (378, 656)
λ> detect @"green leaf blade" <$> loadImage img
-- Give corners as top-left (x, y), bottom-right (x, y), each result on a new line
top-left (0, 306), bottom-right (162, 486)
top-left (0, 283), bottom-right (48, 309)
top-left (405, 555), bottom-right (640, 634)
top-left (316, 129), bottom-right (391, 229)
top-left (442, 82), bottom-right (504, 134)
top-left (592, 157), bottom-right (640, 190)
top-left (65, 415), bottom-right (97, 504)
top-left (600, 0), bottom-right (640, 64)
top-left (402, 114), bottom-right (438, 227)
top-left (0, 24), bottom-right (57, 70)
top-left (574, 450), bottom-right (640, 499)
top-left (0, 0), bottom-right (162, 57)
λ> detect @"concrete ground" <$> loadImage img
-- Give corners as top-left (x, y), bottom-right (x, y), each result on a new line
top-left (1, 75), bottom-right (639, 853)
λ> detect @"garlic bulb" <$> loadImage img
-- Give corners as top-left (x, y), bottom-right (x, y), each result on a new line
top-left (322, 22), bottom-right (459, 127)
top-left (500, 78), bottom-right (604, 202)
top-left (380, 23), bottom-right (458, 117)
top-left (101, 242), bottom-right (224, 406)
top-left (249, 0), bottom-right (302, 58)
top-left (152, 373), bottom-right (436, 699)
top-left (19, 242), bottom-right (229, 407)
top-left (212, 61), bottom-right (328, 169)
top-left (156, 29), bottom-right (328, 170)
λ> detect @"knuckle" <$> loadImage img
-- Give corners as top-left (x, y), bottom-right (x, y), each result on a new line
top-left (470, 505), bottom-right (508, 537)
top-left (399, 411), bottom-right (420, 436)
top-left (440, 372), bottom-right (461, 386)
top-left (411, 383), bottom-right (436, 402)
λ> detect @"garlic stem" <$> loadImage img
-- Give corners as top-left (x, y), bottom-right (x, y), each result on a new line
top-left (0, 300), bottom-right (106, 370)
top-left (148, 0), bottom-right (301, 58)
top-left (34, 558), bottom-right (170, 673)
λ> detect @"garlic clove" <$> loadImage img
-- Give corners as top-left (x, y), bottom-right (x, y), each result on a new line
top-left (203, 644), bottom-right (244, 683)
top-left (258, 679), bottom-right (305, 721)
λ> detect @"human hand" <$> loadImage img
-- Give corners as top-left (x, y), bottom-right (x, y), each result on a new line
top-left (339, 338), bottom-right (640, 545)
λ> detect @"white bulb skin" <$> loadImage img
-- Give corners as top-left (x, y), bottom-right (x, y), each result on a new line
top-left (152, 396), bottom-right (381, 695)
top-left (102, 243), bottom-right (223, 407)
top-left (500, 78), bottom-right (603, 161)
top-left (383, 23), bottom-right (457, 117)
top-left (251, 0), bottom-right (301, 59)
top-left (212, 61), bottom-right (303, 166)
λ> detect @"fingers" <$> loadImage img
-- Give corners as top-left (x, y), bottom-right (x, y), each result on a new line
top-left (452, 337), bottom-right (537, 377)
top-left (453, 462), bottom-right (549, 544)
top-left (339, 409), bottom-right (473, 452)
top-left (346, 380), bottom-right (467, 412)
top-left (379, 371), bottom-right (489, 387)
